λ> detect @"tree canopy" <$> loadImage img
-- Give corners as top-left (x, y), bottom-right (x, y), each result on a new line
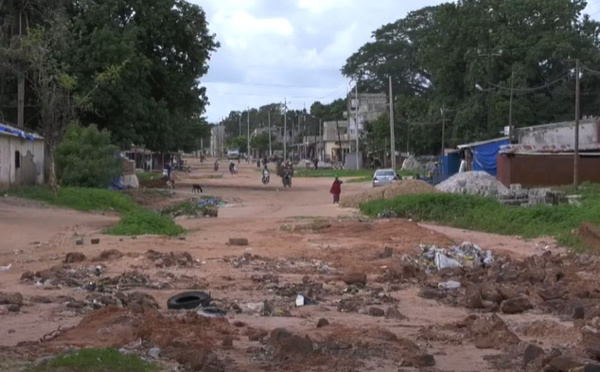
top-left (0, 0), bottom-right (218, 153)
top-left (342, 0), bottom-right (600, 155)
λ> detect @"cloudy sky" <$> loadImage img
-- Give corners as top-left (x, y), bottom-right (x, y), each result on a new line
top-left (195, 0), bottom-right (600, 123)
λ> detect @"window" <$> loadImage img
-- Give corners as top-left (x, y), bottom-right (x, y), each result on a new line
top-left (15, 151), bottom-right (20, 169)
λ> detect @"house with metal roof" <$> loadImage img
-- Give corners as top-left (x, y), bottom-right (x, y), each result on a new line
top-left (0, 122), bottom-right (45, 189)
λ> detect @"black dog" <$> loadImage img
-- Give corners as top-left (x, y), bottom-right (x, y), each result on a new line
top-left (192, 184), bottom-right (203, 193)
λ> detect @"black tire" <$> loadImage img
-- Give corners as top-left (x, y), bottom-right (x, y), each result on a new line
top-left (167, 291), bottom-right (211, 310)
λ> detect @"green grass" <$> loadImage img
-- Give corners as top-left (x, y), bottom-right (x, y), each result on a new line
top-left (346, 176), bottom-right (373, 183)
top-left (360, 192), bottom-right (600, 249)
top-left (10, 186), bottom-right (184, 237)
top-left (107, 210), bottom-right (185, 236)
top-left (294, 168), bottom-right (421, 178)
top-left (28, 348), bottom-right (159, 372)
top-left (8, 187), bottom-right (139, 213)
top-left (136, 171), bottom-right (161, 182)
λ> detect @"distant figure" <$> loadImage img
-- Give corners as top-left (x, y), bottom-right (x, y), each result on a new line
top-left (313, 158), bottom-right (319, 170)
top-left (330, 175), bottom-right (343, 204)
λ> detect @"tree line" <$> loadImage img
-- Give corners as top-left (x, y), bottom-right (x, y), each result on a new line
top-left (0, 0), bottom-right (218, 188)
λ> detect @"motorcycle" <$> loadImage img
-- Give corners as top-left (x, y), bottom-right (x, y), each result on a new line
top-left (282, 174), bottom-right (292, 188)
top-left (262, 174), bottom-right (270, 185)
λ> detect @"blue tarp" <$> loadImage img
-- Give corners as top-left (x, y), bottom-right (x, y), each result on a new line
top-left (0, 123), bottom-right (36, 141)
top-left (472, 139), bottom-right (509, 177)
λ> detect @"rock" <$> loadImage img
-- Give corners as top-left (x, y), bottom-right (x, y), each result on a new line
top-left (90, 238), bottom-right (100, 245)
top-left (368, 307), bottom-right (385, 317)
top-left (343, 272), bottom-right (367, 286)
top-left (523, 343), bottom-right (545, 367)
top-left (419, 288), bottom-right (446, 300)
top-left (30, 296), bottom-right (53, 304)
top-left (222, 336), bottom-right (233, 349)
top-left (6, 304), bottom-right (20, 312)
top-left (414, 354), bottom-right (436, 367)
top-left (480, 284), bottom-right (503, 304)
top-left (565, 297), bottom-right (585, 320)
top-left (64, 252), bottom-right (86, 263)
top-left (148, 347), bottom-right (161, 359)
top-left (7, 329), bottom-right (15, 334)
top-left (544, 356), bottom-right (583, 371)
top-left (385, 307), bottom-right (408, 320)
top-left (316, 318), bottom-right (329, 328)
top-left (247, 328), bottom-right (268, 341)
top-left (75, 238), bottom-right (84, 245)
top-left (582, 364), bottom-right (600, 372)
top-left (500, 296), bottom-right (533, 314)
top-left (0, 292), bottom-right (23, 306)
top-left (582, 326), bottom-right (600, 361)
top-left (94, 249), bottom-right (123, 261)
top-left (380, 246), bottom-right (393, 258)
top-left (228, 238), bottom-right (249, 246)
top-left (269, 328), bottom-right (313, 356)
top-left (466, 286), bottom-right (484, 309)
top-left (470, 314), bottom-right (520, 350)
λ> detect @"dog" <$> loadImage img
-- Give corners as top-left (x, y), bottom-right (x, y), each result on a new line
top-left (192, 184), bottom-right (203, 193)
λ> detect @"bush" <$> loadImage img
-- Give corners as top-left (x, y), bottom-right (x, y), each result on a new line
top-left (56, 124), bottom-right (122, 188)
top-left (360, 193), bottom-right (600, 248)
top-left (107, 210), bottom-right (185, 236)
top-left (28, 348), bottom-right (159, 372)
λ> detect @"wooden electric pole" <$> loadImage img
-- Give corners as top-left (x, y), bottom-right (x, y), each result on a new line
top-left (574, 59), bottom-right (581, 191)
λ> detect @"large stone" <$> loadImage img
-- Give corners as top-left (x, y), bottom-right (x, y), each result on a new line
top-left (500, 296), bottom-right (533, 314)
top-left (466, 286), bottom-right (484, 309)
top-left (523, 343), bottom-right (545, 368)
top-left (544, 356), bottom-right (584, 371)
top-left (64, 252), bottom-right (86, 263)
top-left (470, 314), bottom-right (520, 350)
top-left (228, 238), bottom-right (249, 246)
top-left (368, 307), bottom-right (385, 317)
top-left (0, 292), bottom-right (23, 306)
top-left (582, 326), bottom-right (600, 361)
top-left (342, 272), bottom-right (367, 286)
top-left (565, 297), bottom-right (585, 320)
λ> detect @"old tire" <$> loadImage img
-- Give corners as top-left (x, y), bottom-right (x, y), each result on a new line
top-left (167, 291), bottom-right (211, 310)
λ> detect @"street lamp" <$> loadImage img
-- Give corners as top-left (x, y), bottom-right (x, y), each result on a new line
top-left (474, 69), bottom-right (515, 141)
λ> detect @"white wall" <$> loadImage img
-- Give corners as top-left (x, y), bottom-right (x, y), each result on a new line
top-left (517, 119), bottom-right (599, 150)
top-left (0, 135), bottom-right (45, 188)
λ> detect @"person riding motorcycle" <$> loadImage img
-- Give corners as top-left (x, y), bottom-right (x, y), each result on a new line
top-left (261, 165), bottom-right (270, 184)
top-left (282, 167), bottom-right (292, 187)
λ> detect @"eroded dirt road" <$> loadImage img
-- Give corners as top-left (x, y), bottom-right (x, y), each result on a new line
top-left (0, 160), bottom-right (597, 372)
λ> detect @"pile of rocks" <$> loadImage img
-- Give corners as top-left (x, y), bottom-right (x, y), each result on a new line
top-left (497, 184), bottom-right (568, 207)
top-left (436, 171), bottom-right (509, 197)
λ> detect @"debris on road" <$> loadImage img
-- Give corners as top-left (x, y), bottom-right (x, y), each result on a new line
top-left (145, 250), bottom-right (196, 268)
top-left (228, 237), bottom-right (249, 246)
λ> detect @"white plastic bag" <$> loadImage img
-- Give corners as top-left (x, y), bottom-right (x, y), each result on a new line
top-left (434, 252), bottom-right (462, 270)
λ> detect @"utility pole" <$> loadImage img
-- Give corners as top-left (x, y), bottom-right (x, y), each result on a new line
top-left (17, 10), bottom-right (24, 128)
top-left (268, 110), bottom-right (272, 157)
top-left (354, 82), bottom-right (360, 170)
top-left (440, 107), bottom-right (446, 156)
top-left (574, 59), bottom-right (581, 191)
top-left (247, 106), bottom-right (250, 162)
top-left (319, 118), bottom-right (322, 161)
top-left (508, 69), bottom-right (515, 142)
top-left (238, 112), bottom-right (242, 137)
top-left (389, 75), bottom-right (396, 169)
top-left (283, 98), bottom-right (288, 162)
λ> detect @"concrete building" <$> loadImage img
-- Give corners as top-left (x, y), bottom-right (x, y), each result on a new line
top-left (322, 120), bottom-right (351, 163)
top-left (514, 117), bottom-right (600, 151)
top-left (210, 125), bottom-right (226, 157)
top-left (0, 122), bottom-right (45, 189)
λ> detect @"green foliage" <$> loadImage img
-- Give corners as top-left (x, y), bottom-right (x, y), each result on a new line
top-left (107, 210), bottom-right (184, 236)
top-left (343, 0), bottom-right (600, 155)
top-left (310, 99), bottom-right (347, 121)
top-left (360, 193), bottom-right (600, 249)
top-left (28, 348), bottom-right (159, 372)
top-left (250, 132), bottom-right (272, 151)
top-left (8, 187), bottom-right (139, 213)
top-left (228, 136), bottom-right (248, 153)
top-left (56, 124), bottom-right (122, 188)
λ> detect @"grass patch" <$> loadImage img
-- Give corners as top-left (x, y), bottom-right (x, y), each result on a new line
top-left (360, 193), bottom-right (600, 248)
top-left (347, 176), bottom-right (372, 183)
top-left (28, 348), bottom-right (159, 372)
top-left (294, 168), bottom-right (421, 178)
top-left (11, 186), bottom-right (184, 237)
top-left (136, 172), bottom-right (161, 182)
top-left (107, 210), bottom-right (184, 236)
top-left (8, 186), bottom-right (139, 213)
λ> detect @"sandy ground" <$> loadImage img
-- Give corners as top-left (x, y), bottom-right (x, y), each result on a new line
top-left (0, 160), bottom-right (594, 372)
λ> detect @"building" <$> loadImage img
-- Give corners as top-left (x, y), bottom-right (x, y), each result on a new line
top-left (0, 122), bottom-right (45, 189)
top-left (210, 125), bottom-right (225, 157)
top-left (497, 118), bottom-right (600, 187)
top-left (322, 120), bottom-right (351, 163)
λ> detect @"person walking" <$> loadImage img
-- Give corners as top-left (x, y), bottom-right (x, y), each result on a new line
top-left (330, 175), bottom-right (343, 204)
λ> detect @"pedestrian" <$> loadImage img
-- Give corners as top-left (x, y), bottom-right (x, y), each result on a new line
top-left (313, 158), bottom-right (319, 170)
top-left (330, 175), bottom-right (343, 204)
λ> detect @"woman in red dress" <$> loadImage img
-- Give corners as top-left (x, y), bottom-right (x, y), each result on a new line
top-left (330, 176), bottom-right (343, 204)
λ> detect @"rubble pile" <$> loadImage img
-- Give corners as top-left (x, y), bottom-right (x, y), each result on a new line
top-left (436, 171), bottom-right (508, 197)
top-left (497, 184), bottom-right (568, 207)
top-left (227, 252), bottom-right (335, 275)
top-left (20, 264), bottom-right (105, 288)
top-left (145, 250), bottom-right (197, 268)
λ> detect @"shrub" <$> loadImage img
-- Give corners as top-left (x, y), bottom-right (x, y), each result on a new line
top-left (56, 124), bottom-right (122, 188)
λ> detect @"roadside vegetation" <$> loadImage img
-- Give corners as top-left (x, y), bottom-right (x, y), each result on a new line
top-left (9, 186), bottom-right (184, 237)
top-left (360, 187), bottom-right (600, 249)
top-left (27, 348), bottom-right (159, 372)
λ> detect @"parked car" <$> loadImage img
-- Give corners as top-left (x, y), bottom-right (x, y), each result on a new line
top-left (227, 148), bottom-right (240, 160)
top-left (372, 168), bottom-right (399, 187)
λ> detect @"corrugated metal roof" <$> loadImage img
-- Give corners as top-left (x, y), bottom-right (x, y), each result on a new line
top-left (457, 137), bottom-right (509, 149)
top-left (0, 122), bottom-right (43, 141)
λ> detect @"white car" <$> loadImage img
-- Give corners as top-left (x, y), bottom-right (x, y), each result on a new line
top-left (372, 168), bottom-right (399, 187)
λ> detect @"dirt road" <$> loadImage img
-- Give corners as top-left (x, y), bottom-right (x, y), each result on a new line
top-left (0, 160), bottom-right (595, 371)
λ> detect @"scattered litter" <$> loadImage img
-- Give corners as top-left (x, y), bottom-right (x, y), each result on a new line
top-left (0, 264), bottom-right (12, 271)
top-left (198, 198), bottom-right (220, 207)
top-left (196, 306), bottom-right (227, 318)
top-left (148, 347), bottom-right (161, 359)
top-left (295, 293), bottom-right (316, 307)
top-left (419, 241), bottom-right (494, 271)
top-left (438, 280), bottom-right (461, 290)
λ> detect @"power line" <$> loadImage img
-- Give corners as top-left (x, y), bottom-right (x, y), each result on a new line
top-left (203, 81), bottom-right (345, 89)
top-left (485, 73), bottom-right (570, 93)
